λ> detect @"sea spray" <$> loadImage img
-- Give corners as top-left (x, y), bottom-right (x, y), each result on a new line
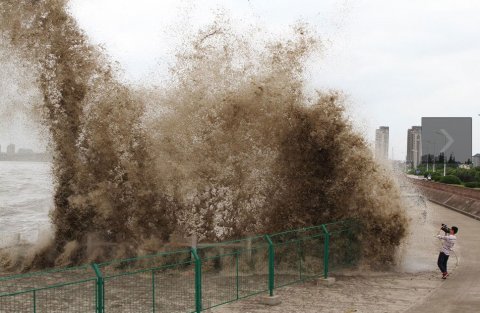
top-left (1, 0), bottom-right (176, 267)
top-left (0, 0), bottom-right (407, 269)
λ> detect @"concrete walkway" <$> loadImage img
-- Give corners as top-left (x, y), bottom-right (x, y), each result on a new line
top-left (407, 201), bottom-right (480, 312)
top-left (213, 201), bottom-right (480, 313)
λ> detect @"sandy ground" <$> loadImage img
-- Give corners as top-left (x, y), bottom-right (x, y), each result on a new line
top-left (211, 200), bottom-right (479, 313)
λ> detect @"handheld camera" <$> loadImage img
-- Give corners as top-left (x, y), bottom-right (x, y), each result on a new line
top-left (441, 223), bottom-right (451, 234)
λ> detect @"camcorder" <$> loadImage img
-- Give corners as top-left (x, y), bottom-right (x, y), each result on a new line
top-left (441, 224), bottom-right (451, 234)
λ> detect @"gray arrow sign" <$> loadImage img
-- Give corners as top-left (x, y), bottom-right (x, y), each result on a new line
top-left (438, 129), bottom-right (454, 153)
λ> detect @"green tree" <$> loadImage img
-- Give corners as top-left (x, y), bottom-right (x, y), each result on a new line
top-left (448, 153), bottom-right (456, 164)
top-left (438, 152), bottom-right (445, 164)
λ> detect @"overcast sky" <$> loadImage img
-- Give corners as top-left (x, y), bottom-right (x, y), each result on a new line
top-left (1, 0), bottom-right (480, 159)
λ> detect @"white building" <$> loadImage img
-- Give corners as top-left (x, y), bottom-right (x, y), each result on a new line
top-left (473, 153), bottom-right (480, 167)
top-left (407, 126), bottom-right (422, 168)
top-left (375, 126), bottom-right (389, 160)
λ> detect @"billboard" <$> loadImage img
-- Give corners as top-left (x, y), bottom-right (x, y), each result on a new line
top-left (421, 117), bottom-right (472, 163)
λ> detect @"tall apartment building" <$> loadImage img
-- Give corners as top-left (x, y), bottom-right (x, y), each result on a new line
top-left (407, 126), bottom-right (422, 168)
top-left (375, 126), bottom-right (389, 160)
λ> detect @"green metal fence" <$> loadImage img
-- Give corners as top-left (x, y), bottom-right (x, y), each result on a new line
top-left (0, 220), bottom-right (357, 313)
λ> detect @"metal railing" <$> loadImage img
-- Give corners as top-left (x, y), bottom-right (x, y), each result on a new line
top-left (0, 220), bottom-right (357, 313)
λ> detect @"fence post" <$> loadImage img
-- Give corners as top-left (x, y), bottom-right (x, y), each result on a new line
top-left (191, 248), bottom-right (202, 313)
top-left (235, 251), bottom-right (239, 300)
top-left (321, 224), bottom-right (330, 279)
top-left (92, 263), bottom-right (104, 313)
top-left (152, 270), bottom-right (156, 313)
top-left (297, 241), bottom-right (302, 281)
top-left (32, 290), bottom-right (36, 313)
top-left (264, 235), bottom-right (274, 296)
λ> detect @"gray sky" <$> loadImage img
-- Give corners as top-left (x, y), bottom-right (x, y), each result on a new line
top-left (1, 0), bottom-right (480, 159)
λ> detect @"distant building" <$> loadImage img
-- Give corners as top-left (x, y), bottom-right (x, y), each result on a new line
top-left (0, 144), bottom-right (1, 153)
top-left (407, 126), bottom-right (422, 168)
top-left (17, 148), bottom-right (34, 155)
top-left (375, 126), bottom-right (389, 160)
top-left (473, 154), bottom-right (480, 167)
top-left (6, 144), bottom-right (15, 155)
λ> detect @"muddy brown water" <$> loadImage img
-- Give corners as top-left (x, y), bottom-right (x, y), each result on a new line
top-left (1, 1), bottom-right (406, 270)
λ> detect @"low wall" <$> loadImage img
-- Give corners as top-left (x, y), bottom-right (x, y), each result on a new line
top-left (410, 179), bottom-right (480, 221)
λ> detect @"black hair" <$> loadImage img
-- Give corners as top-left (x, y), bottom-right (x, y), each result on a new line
top-left (452, 226), bottom-right (458, 234)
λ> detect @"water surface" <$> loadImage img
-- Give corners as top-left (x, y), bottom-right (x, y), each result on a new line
top-left (0, 161), bottom-right (52, 246)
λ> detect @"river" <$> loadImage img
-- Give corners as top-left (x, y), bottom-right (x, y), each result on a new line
top-left (0, 161), bottom-right (52, 247)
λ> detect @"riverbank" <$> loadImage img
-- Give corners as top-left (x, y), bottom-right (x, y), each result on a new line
top-left (410, 178), bottom-right (480, 221)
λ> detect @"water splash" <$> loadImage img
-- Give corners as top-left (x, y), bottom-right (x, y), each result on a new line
top-left (0, 0), bottom-right (407, 269)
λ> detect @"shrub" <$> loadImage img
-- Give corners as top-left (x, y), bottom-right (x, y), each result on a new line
top-left (439, 175), bottom-right (462, 185)
top-left (431, 172), bottom-right (442, 181)
top-left (455, 168), bottom-right (477, 183)
top-left (464, 182), bottom-right (480, 188)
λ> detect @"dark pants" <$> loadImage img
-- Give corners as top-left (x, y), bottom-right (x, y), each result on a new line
top-left (437, 252), bottom-right (449, 273)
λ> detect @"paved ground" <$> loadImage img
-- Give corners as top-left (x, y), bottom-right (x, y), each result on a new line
top-left (407, 201), bottom-right (480, 312)
top-left (211, 201), bottom-right (480, 313)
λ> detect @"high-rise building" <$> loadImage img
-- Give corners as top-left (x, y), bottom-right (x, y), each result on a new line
top-left (407, 126), bottom-right (422, 168)
top-left (6, 144), bottom-right (15, 155)
top-left (375, 126), bottom-right (389, 160)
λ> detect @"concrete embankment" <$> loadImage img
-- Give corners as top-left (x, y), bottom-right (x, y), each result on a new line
top-left (410, 178), bottom-right (480, 221)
